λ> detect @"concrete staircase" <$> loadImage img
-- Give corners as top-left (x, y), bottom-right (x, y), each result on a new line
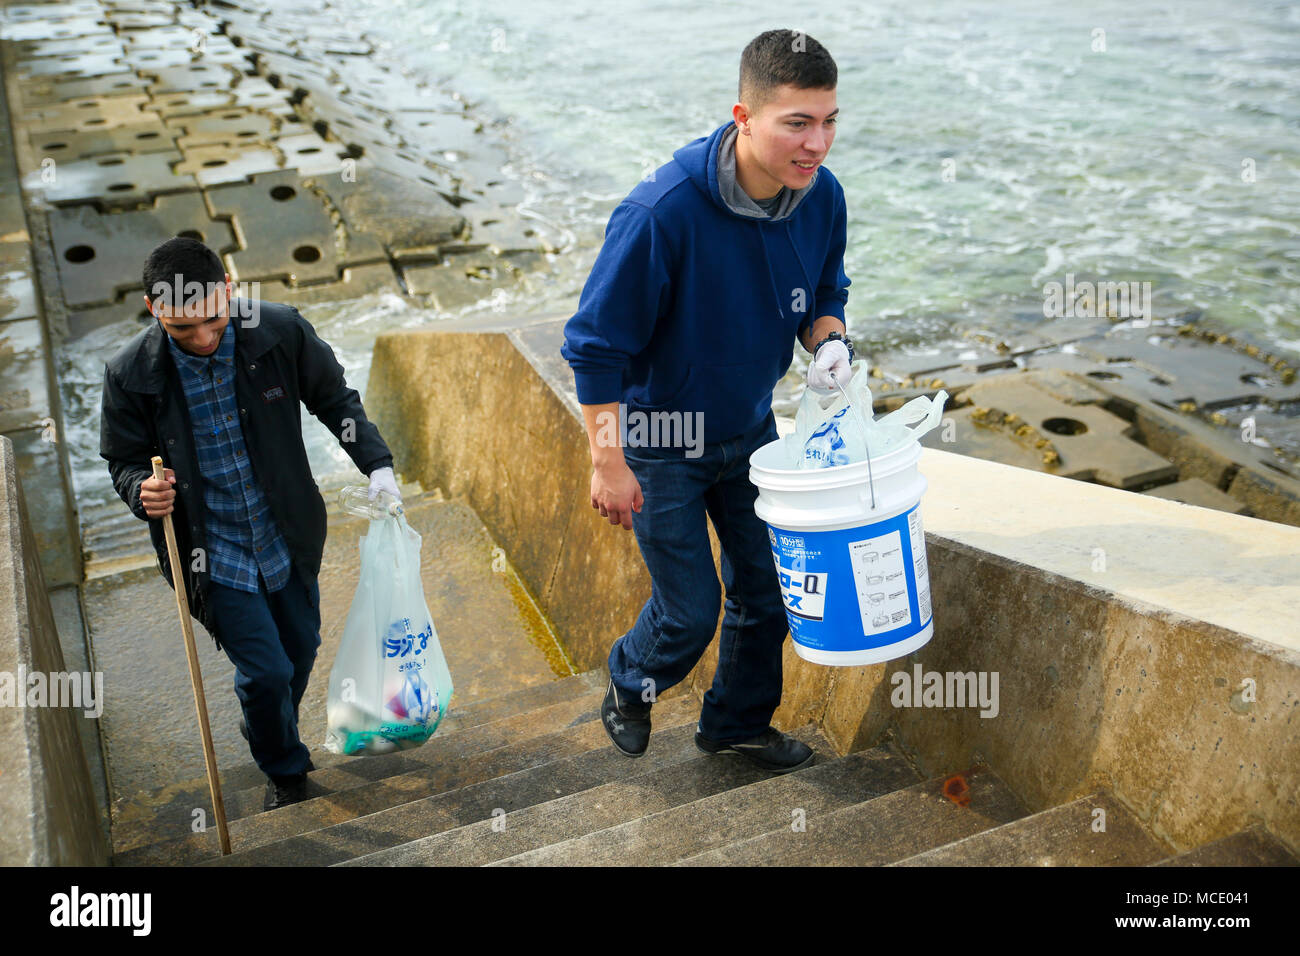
top-left (107, 668), bottom-right (1299, 867)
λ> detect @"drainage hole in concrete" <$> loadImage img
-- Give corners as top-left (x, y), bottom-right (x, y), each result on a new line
top-left (136, 131), bottom-right (159, 139)
top-left (1042, 417), bottom-right (1088, 436)
top-left (97, 157), bottom-right (125, 166)
top-left (45, 142), bottom-right (67, 150)
top-left (1240, 373), bottom-right (1272, 386)
top-left (270, 185), bottom-right (296, 201)
top-left (1086, 370), bottom-right (1120, 380)
top-left (64, 245), bottom-right (95, 264)
top-left (297, 147), bottom-right (320, 154)
top-left (222, 112), bottom-right (242, 119)
top-left (293, 245), bottom-right (322, 263)
top-left (85, 119), bottom-right (106, 126)
top-left (238, 131), bottom-right (258, 137)
top-left (107, 183), bottom-right (134, 192)
top-left (1150, 375), bottom-right (1172, 386)
top-left (202, 159), bottom-right (227, 167)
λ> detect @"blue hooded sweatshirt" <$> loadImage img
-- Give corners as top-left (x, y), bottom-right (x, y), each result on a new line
top-left (561, 119), bottom-right (851, 444)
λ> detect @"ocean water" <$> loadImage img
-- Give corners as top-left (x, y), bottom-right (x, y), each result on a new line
top-left (63, 0), bottom-right (1300, 511)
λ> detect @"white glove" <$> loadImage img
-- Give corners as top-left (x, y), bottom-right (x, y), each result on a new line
top-left (807, 339), bottom-right (853, 390)
top-left (367, 466), bottom-right (402, 504)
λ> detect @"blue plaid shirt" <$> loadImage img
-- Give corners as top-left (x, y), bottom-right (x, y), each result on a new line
top-left (168, 320), bottom-right (292, 594)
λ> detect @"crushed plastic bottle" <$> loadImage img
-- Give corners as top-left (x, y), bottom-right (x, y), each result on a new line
top-left (337, 485), bottom-right (403, 521)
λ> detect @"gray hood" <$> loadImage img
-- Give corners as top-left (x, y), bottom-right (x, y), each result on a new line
top-left (715, 122), bottom-right (817, 222)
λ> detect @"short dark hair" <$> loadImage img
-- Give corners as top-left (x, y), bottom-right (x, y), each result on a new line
top-left (739, 30), bottom-right (837, 117)
top-left (142, 237), bottom-right (225, 311)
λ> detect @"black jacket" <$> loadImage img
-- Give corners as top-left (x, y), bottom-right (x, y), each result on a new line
top-left (99, 299), bottom-right (394, 650)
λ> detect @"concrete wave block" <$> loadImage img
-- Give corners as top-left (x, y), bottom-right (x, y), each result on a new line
top-left (141, 62), bottom-right (239, 94)
top-left (49, 192), bottom-right (235, 308)
top-left (0, 15), bottom-right (106, 44)
top-left (1143, 478), bottom-right (1250, 515)
top-left (961, 377), bottom-right (1179, 488)
top-left (174, 142), bottom-right (279, 185)
top-left (24, 149), bottom-right (191, 206)
top-left (166, 109), bottom-right (306, 149)
top-left (874, 342), bottom-right (1018, 380)
top-left (229, 78), bottom-right (295, 115)
top-left (30, 121), bottom-right (178, 159)
top-left (119, 25), bottom-right (195, 50)
top-left (11, 32), bottom-right (122, 62)
top-left (22, 93), bottom-right (154, 133)
top-left (309, 166), bottom-right (465, 260)
top-left (16, 72), bottom-right (145, 108)
top-left (274, 132), bottom-right (348, 176)
top-left (64, 300), bottom-right (152, 342)
top-left (205, 169), bottom-right (386, 285)
top-left (1075, 327), bottom-right (1300, 408)
top-left (122, 45), bottom-right (196, 72)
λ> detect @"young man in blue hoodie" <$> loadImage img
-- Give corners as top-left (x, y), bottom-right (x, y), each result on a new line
top-left (562, 29), bottom-right (855, 773)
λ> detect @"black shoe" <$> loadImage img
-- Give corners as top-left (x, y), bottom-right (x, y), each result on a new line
top-left (239, 718), bottom-right (249, 741)
top-left (263, 774), bottom-right (308, 811)
top-left (695, 725), bottom-right (815, 774)
top-left (601, 678), bottom-right (651, 757)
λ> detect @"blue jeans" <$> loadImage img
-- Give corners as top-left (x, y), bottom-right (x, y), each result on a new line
top-left (206, 562), bottom-right (321, 782)
top-left (609, 412), bottom-right (790, 742)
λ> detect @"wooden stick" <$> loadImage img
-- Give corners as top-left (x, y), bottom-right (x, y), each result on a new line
top-left (151, 456), bottom-right (232, 856)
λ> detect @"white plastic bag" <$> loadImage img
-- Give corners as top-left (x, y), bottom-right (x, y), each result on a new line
top-left (324, 512), bottom-right (454, 755)
top-left (786, 370), bottom-right (949, 469)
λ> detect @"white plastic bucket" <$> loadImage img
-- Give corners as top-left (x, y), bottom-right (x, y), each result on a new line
top-left (749, 437), bottom-right (933, 666)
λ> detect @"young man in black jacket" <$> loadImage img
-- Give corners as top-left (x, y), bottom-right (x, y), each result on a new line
top-left (99, 237), bottom-right (400, 810)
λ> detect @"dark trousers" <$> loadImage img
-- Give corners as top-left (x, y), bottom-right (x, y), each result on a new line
top-left (206, 563), bottom-right (321, 782)
top-left (609, 412), bottom-right (790, 742)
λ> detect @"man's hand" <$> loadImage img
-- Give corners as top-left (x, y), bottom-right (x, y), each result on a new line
top-left (590, 459), bottom-right (643, 531)
top-left (807, 339), bottom-right (853, 390)
top-left (368, 465), bottom-right (402, 504)
top-left (140, 468), bottom-right (176, 518)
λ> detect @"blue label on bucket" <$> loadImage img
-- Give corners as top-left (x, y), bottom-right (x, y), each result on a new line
top-left (766, 503), bottom-right (932, 653)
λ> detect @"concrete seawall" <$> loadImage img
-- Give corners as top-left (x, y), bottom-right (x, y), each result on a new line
top-left (0, 435), bottom-right (107, 865)
top-left (367, 314), bottom-right (1300, 854)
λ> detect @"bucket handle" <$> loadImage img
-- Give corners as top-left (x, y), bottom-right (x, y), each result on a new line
top-left (829, 372), bottom-right (878, 510)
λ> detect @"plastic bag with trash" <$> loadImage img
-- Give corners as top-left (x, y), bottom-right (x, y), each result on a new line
top-left (324, 498), bottom-right (454, 755)
top-left (786, 369), bottom-right (949, 469)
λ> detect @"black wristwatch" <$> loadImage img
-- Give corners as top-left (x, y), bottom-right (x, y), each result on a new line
top-left (813, 330), bottom-right (854, 364)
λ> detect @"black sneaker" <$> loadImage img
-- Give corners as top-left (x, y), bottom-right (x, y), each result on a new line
top-left (601, 678), bottom-right (652, 757)
top-left (263, 774), bottom-right (308, 811)
top-left (695, 725), bottom-right (815, 774)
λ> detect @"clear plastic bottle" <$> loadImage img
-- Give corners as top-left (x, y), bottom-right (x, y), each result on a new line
top-left (337, 485), bottom-right (403, 520)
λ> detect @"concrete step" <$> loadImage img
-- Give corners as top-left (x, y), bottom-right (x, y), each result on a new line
top-left (676, 764), bottom-right (1029, 866)
top-left (111, 683), bottom-right (622, 863)
top-left (341, 724), bottom-right (836, 868)
top-left (891, 792), bottom-right (1170, 866)
top-left (1152, 826), bottom-right (1299, 867)
top-left (485, 740), bottom-right (921, 867)
top-left (204, 709), bottom-right (709, 866)
top-left (109, 669), bottom-right (607, 855)
top-left (95, 494), bottom-right (569, 818)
